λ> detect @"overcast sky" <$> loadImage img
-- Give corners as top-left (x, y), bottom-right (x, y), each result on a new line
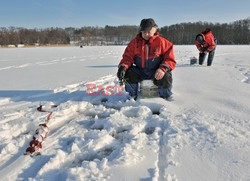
top-left (0, 0), bottom-right (249, 28)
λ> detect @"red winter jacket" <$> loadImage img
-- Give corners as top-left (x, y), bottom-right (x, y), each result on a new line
top-left (119, 33), bottom-right (176, 72)
top-left (195, 31), bottom-right (216, 52)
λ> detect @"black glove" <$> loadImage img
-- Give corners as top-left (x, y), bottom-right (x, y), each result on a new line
top-left (117, 65), bottom-right (126, 84)
top-left (201, 46), bottom-right (208, 52)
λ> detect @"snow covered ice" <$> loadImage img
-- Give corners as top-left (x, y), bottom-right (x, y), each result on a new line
top-left (0, 45), bottom-right (249, 181)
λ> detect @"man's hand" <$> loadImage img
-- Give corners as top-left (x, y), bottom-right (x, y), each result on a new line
top-left (154, 68), bottom-right (165, 80)
top-left (117, 65), bottom-right (126, 84)
top-left (201, 46), bottom-right (208, 52)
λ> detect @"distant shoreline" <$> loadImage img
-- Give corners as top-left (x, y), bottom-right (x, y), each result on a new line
top-left (0, 44), bottom-right (73, 48)
top-left (1, 44), bottom-right (250, 49)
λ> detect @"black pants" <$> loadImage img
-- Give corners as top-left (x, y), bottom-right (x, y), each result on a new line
top-left (199, 50), bottom-right (215, 66)
top-left (125, 66), bottom-right (172, 88)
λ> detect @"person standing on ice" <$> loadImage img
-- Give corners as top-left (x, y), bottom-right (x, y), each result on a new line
top-left (117, 18), bottom-right (176, 100)
top-left (195, 28), bottom-right (216, 66)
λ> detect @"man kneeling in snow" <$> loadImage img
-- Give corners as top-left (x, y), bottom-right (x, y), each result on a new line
top-left (117, 18), bottom-right (176, 100)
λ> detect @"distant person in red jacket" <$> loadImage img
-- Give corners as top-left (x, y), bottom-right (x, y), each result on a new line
top-left (195, 28), bottom-right (216, 66)
top-left (117, 18), bottom-right (176, 100)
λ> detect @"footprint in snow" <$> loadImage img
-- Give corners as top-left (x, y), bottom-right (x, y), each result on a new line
top-left (144, 126), bottom-right (156, 135)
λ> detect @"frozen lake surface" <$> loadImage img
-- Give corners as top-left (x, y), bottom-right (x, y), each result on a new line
top-left (0, 45), bottom-right (249, 181)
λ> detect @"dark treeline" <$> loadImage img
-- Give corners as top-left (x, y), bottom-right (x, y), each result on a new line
top-left (0, 26), bottom-right (138, 46)
top-left (70, 25), bottom-right (138, 45)
top-left (0, 18), bottom-right (250, 46)
top-left (0, 27), bottom-right (70, 46)
top-left (161, 18), bottom-right (250, 44)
